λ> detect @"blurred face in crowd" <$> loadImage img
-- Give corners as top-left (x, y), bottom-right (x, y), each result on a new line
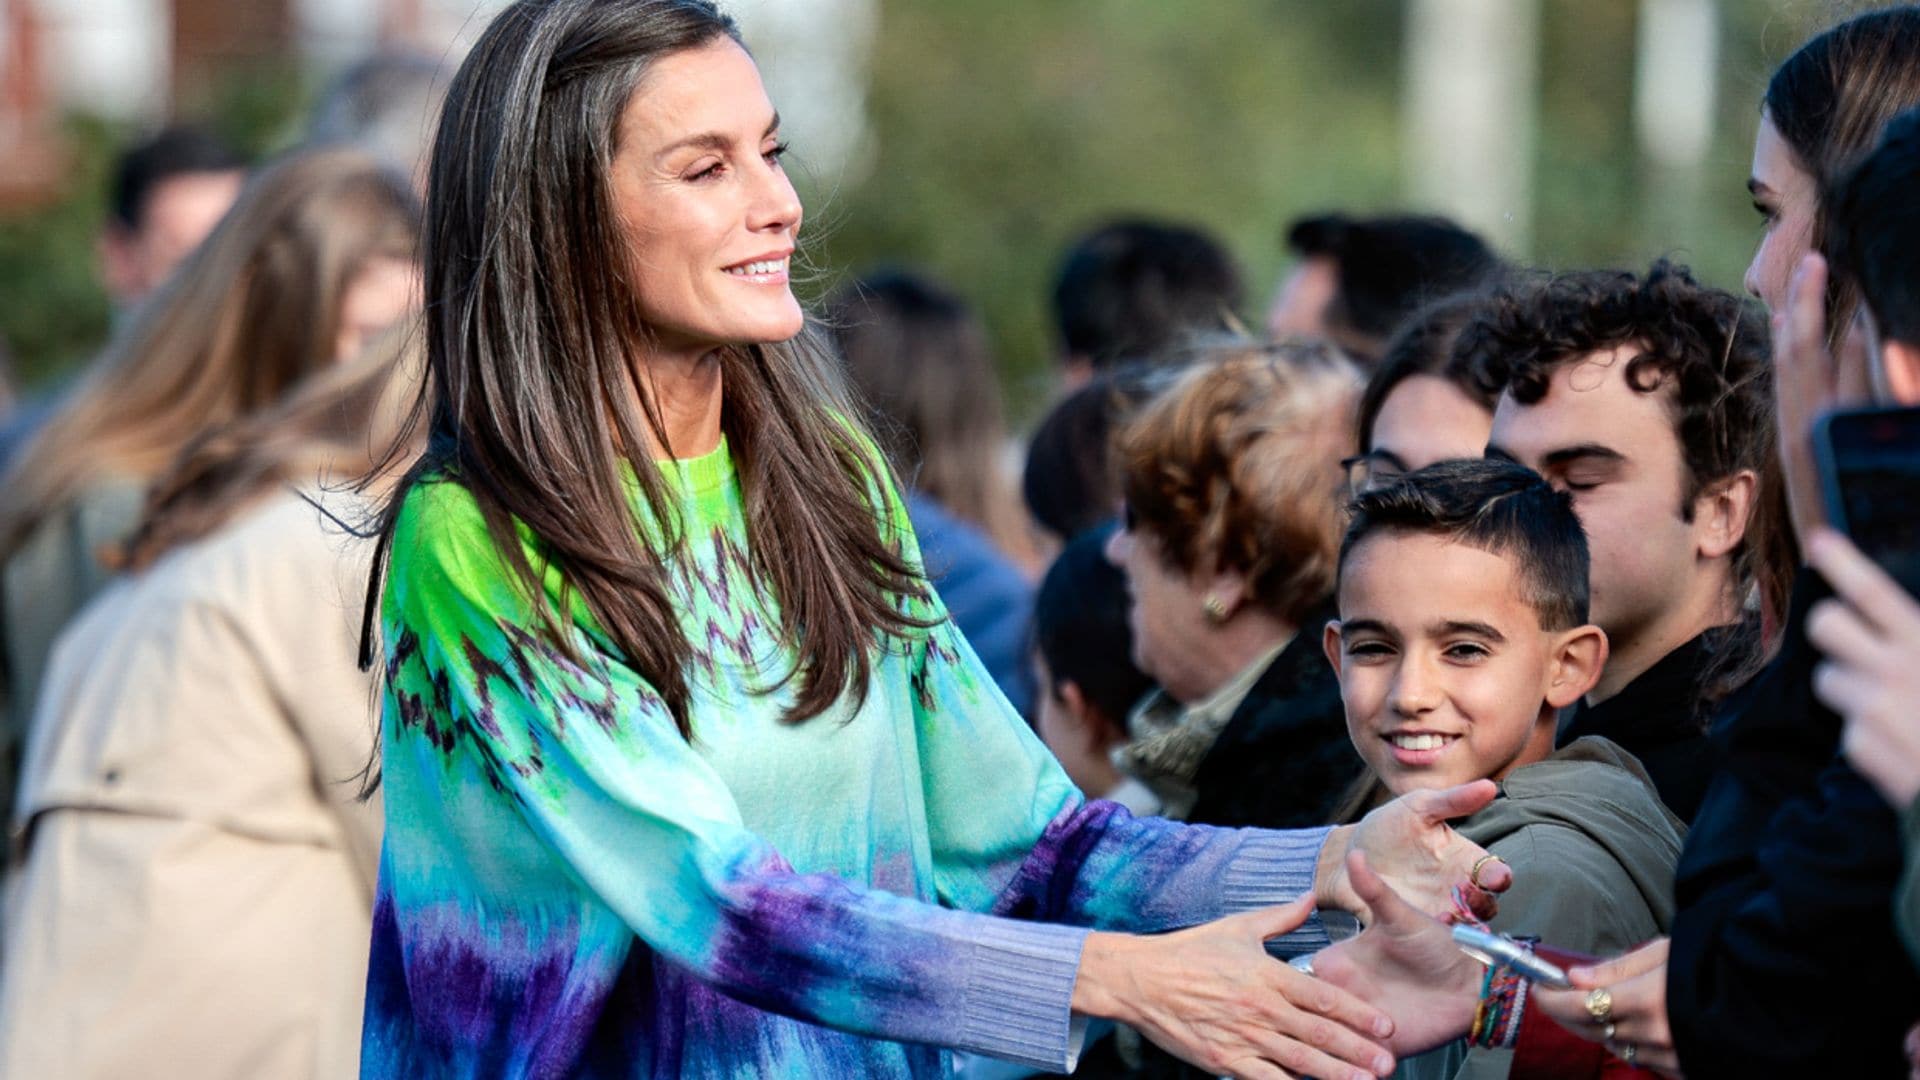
top-left (100, 169), bottom-right (246, 305)
top-left (1486, 348), bottom-right (1713, 666)
top-left (1030, 649), bottom-right (1126, 798)
top-left (1745, 112), bottom-right (1819, 315)
top-left (1104, 522), bottom-right (1223, 705)
top-left (1326, 531), bottom-right (1603, 796)
top-left (609, 38), bottom-right (804, 357)
top-left (1352, 375), bottom-right (1496, 493)
top-left (1265, 255), bottom-right (1338, 340)
top-left (334, 255), bottom-right (420, 363)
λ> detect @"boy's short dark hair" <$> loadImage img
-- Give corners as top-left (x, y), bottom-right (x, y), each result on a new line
top-left (1829, 106), bottom-right (1920, 348)
top-left (1050, 220), bottom-right (1243, 370)
top-left (1032, 524), bottom-right (1156, 723)
top-left (110, 125), bottom-right (247, 230)
top-left (1339, 458), bottom-right (1590, 631)
top-left (1287, 212), bottom-right (1503, 347)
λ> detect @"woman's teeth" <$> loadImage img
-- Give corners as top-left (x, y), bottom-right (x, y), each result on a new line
top-left (726, 258), bottom-right (786, 277)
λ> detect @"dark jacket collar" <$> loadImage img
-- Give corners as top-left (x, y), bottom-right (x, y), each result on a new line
top-left (1563, 629), bottom-right (1721, 749)
top-left (1187, 600), bottom-right (1364, 829)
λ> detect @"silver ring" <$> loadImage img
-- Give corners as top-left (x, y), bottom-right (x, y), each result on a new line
top-left (1619, 1042), bottom-right (1638, 1066)
top-left (1289, 953), bottom-right (1317, 978)
top-left (1603, 1022), bottom-right (1617, 1042)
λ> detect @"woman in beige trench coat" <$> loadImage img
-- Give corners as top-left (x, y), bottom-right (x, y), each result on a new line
top-left (0, 331), bottom-right (422, 1079)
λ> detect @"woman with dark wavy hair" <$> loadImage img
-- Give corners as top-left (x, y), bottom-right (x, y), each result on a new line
top-left (357, 2), bottom-right (1515, 1077)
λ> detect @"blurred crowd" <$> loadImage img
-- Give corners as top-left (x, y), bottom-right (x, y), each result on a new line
top-left (3, 3), bottom-right (1920, 1079)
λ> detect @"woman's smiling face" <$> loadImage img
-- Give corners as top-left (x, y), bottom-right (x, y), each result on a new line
top-left (609, 37), bottom-right (805, 355)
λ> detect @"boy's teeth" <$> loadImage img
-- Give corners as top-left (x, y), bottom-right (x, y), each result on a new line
top-left (1390, 733), bottom-right (1451, 751)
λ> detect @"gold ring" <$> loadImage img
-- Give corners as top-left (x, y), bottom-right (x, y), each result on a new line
top-left (1585, 987), bottom-right (1614, 1024)
top-left (1469, 853), bottom-right (1506, 890)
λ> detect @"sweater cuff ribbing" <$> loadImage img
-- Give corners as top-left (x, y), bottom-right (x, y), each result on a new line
top-left (959, 919), bottom-right (1091, 1072)
top-left (1219, 826), bottom-right (1334, 955)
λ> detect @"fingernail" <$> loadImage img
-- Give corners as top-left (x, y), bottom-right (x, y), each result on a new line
top-left (1374, 1053), bottom-right (1395, 1075)
top-left (1374, 1016), bottom-right (1393, 1037)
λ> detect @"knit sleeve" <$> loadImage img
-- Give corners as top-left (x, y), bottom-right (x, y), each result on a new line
top-left (380, 482), bottom-right (1092, 1071)
top-left (878, 479), bottom-right (1335, 950)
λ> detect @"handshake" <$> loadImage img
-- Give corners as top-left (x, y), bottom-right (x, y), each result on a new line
top-left (1070, 780), bottom-right (1516, 1080)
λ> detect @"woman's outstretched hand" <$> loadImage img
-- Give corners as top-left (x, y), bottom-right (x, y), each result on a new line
top-left (1318, 779), bottom-right (1512, 923)
top-left (1073, 894), bottom-right (1396, 1080)
top-left (1313, 851), bottom-right (1484, 1057)
top-left (1532, 938), bottom-right (1682, 1078)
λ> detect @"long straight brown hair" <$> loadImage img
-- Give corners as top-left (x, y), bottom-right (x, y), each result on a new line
top-left (365, 0), bottom-right (925, 738)
top-left (0, 147), bottom-right (419, 559)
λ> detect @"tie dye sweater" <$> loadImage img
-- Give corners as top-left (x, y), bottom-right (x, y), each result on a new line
top-left (360, 438), bottom-right (1333, 1078)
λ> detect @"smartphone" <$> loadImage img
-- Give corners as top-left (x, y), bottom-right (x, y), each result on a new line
top-left (1451, 924), bottom-right (1572, 989)
top-left (1816, 405), bottom-right (1920, 597)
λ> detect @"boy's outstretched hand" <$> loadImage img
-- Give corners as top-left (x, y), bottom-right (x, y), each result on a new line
top-left (1314, 852), bottom-right (1484, 1056)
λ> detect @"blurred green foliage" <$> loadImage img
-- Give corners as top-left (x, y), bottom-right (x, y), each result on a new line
top-left (806, 0), bottom-right (1829, 424)
top-left (0, 1), bottom-right (1835, 416)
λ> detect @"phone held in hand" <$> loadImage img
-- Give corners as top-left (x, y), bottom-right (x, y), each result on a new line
top-left (1815, 405), bottom-right (1920, 596)
top-left (1451, 924), bottom-right (1572, 989)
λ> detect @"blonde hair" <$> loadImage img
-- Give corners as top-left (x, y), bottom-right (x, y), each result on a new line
top-left (0, 146), bottom-right (419, 558)
top-left (1115, 339), bottom-right (1361, 625)
top-left (113, 323), bottom-right (427, 572)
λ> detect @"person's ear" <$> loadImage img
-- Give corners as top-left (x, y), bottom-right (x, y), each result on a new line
top-left (1054, 680), bottom-right (1099, 744)
top-left (1201, 564), bottom-right (1250, 624)
top-left (1060, 355), bottom-right (1095, 392)
top-left (1545, 624), bottom-right (1609, 708)
top-left (97, 226), bottom-right (142, 304)
top-left (1060, 680), bottom-right (1130, 749)
top-left (1322, 619), bottom-right (1346, 678)
top-left (1883, 339), bottom-right (1920, 406)
top-left (1692, 469), bottom-right (1757, 560)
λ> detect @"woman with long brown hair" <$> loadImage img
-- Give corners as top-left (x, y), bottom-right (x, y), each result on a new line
top-left (0, 146), bottom-right (420, 822)
top-left (357, 3), bottom-right (1514, 1077)
top-left (0, 327), bottom-right (423, 1079)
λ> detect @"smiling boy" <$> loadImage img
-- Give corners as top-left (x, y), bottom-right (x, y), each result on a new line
top-left (1325, 458), bottom-right (1684, 1079)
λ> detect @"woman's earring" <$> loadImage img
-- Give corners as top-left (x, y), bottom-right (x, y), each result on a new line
top-left (1202, 595), bottom-right (1230, 623)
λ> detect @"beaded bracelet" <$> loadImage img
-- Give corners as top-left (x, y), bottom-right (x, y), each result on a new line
top-left (1467, 963), bottom-right (1529, 1049)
